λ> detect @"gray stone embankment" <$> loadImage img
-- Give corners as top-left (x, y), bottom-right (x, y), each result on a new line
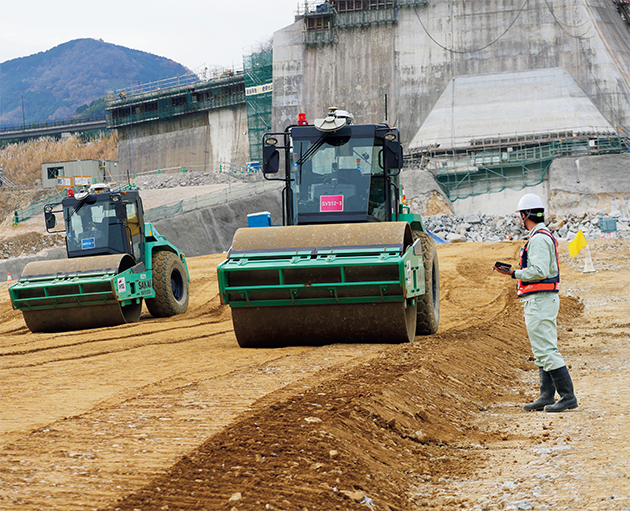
top-left (133, 170), bottom-right (258, 190)
top-left (426, 211), bottom-right (630, 243)
top-left (152, 190), bottom-right (282, 257)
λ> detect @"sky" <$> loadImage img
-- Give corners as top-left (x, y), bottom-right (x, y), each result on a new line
top-left (0, 0), bottom-right (304, 71)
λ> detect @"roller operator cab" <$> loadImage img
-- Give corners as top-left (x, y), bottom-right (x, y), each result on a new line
top-left (53, 185), bottom-right (146, 261)
top-left (263, 109), bottom-right (404, 225)
top-left (9, 184), bottom-right (190, 333)
top-left (218, 108), bottom-right (440, 348)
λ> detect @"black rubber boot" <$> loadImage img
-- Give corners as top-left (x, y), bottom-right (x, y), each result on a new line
top-left (544, 366), bottom-right (578, 412)
top-left (523, 367), bottom-right (556, 411)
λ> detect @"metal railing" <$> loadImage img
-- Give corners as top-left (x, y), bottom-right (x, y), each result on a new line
top-left (335, 8), bottom-right (397, 26)
top-left (407, 125), bottom-right (620, 154)
top-left (105, 65), bottom-right (244, 102)
top-left (0, 114), bottom-right (107, 135)
top-left (410, 130), bottom-right (627, 202)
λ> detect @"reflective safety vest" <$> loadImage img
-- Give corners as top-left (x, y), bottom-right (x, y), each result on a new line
top-left (517, 228), bottom-right (560, 297)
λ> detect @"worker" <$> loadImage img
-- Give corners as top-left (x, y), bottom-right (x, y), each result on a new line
top-left (493, 193), bottom-right (578, 413)
top-left (77, 205), bottom-right (96, 232)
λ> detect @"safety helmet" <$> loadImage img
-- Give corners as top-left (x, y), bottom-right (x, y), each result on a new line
top-left (516, 193), bottom-right (544, 212)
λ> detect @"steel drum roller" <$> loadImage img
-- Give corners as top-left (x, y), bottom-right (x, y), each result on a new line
top-left (228, 223), bottom-right (417, 348)
top-left (16, 254), bottom-right (142, 333)
top-left (231, 222), bottom-right (413, 252)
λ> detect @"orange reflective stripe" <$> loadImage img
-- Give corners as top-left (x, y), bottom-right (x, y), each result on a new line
top-left (517, 281), bottom-right (559, 296)
top-left (517, 228), bottom-right (560, 297)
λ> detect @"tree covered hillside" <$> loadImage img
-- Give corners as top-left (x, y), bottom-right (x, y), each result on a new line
top-left (0, 38), bottom-right (189, 127)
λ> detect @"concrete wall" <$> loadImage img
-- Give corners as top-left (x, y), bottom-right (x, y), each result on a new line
top-left (448, 182), bottom-right (550, 217)
top-left (273, 0), bottom-right (630, 146)
top-left (152, 189), bottom-right (283, 256)
top-left (117, 106), bottom-right (249, 176)
top-left (547, 153), bottom-right (630, 215)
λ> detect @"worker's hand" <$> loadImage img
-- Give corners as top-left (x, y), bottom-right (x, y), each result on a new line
top-left (492, 264), bottom-right (514, 277)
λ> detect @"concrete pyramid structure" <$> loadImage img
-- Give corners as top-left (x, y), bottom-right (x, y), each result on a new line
top-left (408, 68), bottom-right (615, 151)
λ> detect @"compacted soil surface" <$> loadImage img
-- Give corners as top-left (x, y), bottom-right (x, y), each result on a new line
top-left (0, 238), bottom-right (628, 510)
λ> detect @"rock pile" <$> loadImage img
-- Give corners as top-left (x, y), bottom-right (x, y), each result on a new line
top-left (425, 211), bottom-right (630, 243)
top-left (0, 232), bottom-right (65, 259)
top-left (133, 170), bottom-right (259, 190)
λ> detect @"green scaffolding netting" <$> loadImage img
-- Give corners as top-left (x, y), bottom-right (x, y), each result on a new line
top-left (244, 49), bottom-right (273, 163)
top-left (14, 190), bottom-right (65, 224)
top-left (436, 160), bottom-right (553, 202)
top-left (431, 138), bottom-right (625, 202)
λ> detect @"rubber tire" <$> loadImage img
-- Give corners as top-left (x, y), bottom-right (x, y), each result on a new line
top-left (413, 231), bottom-right (440, 335)
top-left (146, 251), bottom-right (189, 318)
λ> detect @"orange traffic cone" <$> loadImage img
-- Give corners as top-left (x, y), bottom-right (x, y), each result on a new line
top-left (7, 273), bottom-right (12, 281)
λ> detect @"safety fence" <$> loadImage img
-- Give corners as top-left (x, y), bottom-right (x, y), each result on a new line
top-left (13, 190), bottom-right (65, 224)
top-left (11, 170), bottom-right (275, 225)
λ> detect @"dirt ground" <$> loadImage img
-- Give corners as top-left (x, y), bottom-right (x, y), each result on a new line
top-left (0, 238), bottom-right (628, 510)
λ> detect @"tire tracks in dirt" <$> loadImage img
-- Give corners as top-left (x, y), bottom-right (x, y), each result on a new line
top-left (0, 241), bottom-right (536, 510)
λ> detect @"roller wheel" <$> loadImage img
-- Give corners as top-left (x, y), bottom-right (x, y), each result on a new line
top-left (228, 222), bottom-right (419, 348)
top-left (16, 254), bottom-right (142, 333)
top-left (413, 231), bottom-right (440, 335)
top-left (231, 300), bottom-right (417, 348)
top-left (146, 251), bottom-right (189, 318)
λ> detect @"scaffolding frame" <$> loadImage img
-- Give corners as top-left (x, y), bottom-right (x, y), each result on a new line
top-left (406, 130), bottom-right (627, 201)
top-left (299, 0), bottom-right (429, 46)
top-left (244, 49), bottom-right (273, 163)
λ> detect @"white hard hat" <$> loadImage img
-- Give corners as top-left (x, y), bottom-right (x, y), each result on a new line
top-left (516, 193), bottom-right (544, 212)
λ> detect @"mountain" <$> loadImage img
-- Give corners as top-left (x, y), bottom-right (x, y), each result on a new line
top-left (0, 38), bottom-right (189, 127)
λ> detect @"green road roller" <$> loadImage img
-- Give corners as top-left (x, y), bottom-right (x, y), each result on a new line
top-left (217, 108), bottom-right (440, 348)
top-left (9, 184), bottom-right (190, 332)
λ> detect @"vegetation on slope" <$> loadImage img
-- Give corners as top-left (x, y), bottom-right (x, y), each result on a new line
top-left (0, 132), bottom-right (118, 186)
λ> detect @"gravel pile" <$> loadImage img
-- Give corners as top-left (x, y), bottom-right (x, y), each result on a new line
top-left (133, 171), bottom-right (260, 190)
top-left (0, 232), bottom-right (65, 259)
top-left (425, 211), bottom-right (630, 243)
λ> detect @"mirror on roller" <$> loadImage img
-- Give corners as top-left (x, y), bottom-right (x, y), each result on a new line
top-left (383, 139), bottom-right (402, 173)
top-left (262, 144), bottom-right (279, 175)
top-left (44, 210), bottom-right (56, 230)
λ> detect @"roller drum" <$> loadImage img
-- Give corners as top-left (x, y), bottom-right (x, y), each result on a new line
top-left (231, 222), bottom-right (413, 252)
top-left (16, 254), bottom-right (142, 333)
top-left (232, 301), bottom-right (416, 348)
top-left (228, 222), bottom-right (417, 348)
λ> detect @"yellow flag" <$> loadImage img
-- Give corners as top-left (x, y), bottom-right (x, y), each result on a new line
top-left (568, 229), bottom-right (587, 258)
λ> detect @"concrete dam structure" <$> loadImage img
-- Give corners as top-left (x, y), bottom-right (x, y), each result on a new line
top-left (274, 0), bottom-right (630, 144)
top-left (271, 0), bottom-right (630, 215)
top-left (105, 0), bottom-right (630, 216)
top-left (107, 71), bottom-right (251, 177)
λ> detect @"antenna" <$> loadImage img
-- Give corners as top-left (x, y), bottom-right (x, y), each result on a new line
top-left (385, 94), bottom-right (388, 123)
